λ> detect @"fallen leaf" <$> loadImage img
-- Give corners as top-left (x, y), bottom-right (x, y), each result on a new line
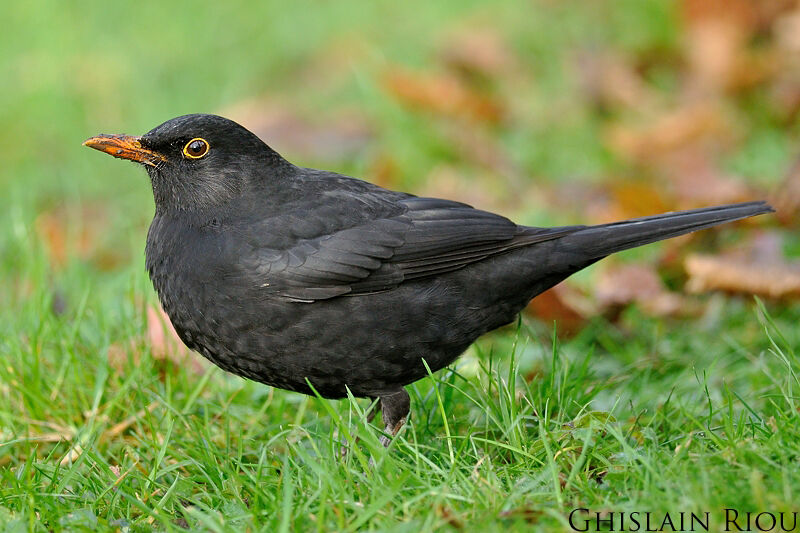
top-left (439, 27), bottom-right (515, 81)
top-left (383, 68), bottom-right (504, 124)
top-left (525, 283), bottom-right (593, 337)
top-left (660, 148), bottom-right (754, 207)
top-left (575, 50), bottom-right (657, 111)
top-left (771, 154), bottom-right (800, 225)
top-left (220, 100), bottom-right (373, 163)
top-left (437, 121), bottom-right (523, 190)
top-left (366, 152), bottom-right (400, 190)
top-left (770, 64), bottom-right (800, 121)
top-left (605, 103), bottom-right (726, 162)
top-left (685, 254), bottom-right (800, 297)
top-left (596, 263), bottom-right (693, 317)
top-left (419, 165), bottom-right (508, 213)
top-left (775, 9), bottom-right (800, 52)
top-left (608, 180), bottom-right (674, 220)
top-left (685, 231), bottom-right (800, 298)
top-left (35, 204), bottom-right (125, 271)
top-left (435, 505), bottom-right (464, 529)
top-left (108, 305), bottom-right (208, 376)
top-left (147, 306), bottom-right (208, 374)
top-left (681, 0), bottom-right (757, 94)
top-left (498, 507), bottom-right (543, 524)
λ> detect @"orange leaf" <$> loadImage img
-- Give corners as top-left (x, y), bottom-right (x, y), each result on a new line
top-left (383, 69), bottom-right (504, 124)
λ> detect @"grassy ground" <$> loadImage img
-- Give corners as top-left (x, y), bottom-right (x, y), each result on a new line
top-left (2, 1), bottom-right (800, 531)
top-left (2, 261), bottom-right (799, 531)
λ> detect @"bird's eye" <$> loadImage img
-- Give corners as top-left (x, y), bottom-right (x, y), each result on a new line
top-left (183, 138), bottom-right (209, 159)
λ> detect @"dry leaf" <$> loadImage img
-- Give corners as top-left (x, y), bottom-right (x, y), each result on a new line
top-left (596, 263), bottom-right (691, 317)
top-left (525, 283), bottom-right (593, 336)
top-left (438, 121), bottom-right (523, 189)
top-left (383, 68), bottom-right (504, 124)
top-left (775, 9), bottom-right (800, 52)
top-left (498, 507), bottom-right (543, 524)
top-left (771, 155), bottom-right (800, 225)
top-left (435, 505), bottom-right (464, 529)
top-left (609, 181), bottom-right (674, 220)
top-left (108, 305), bottom-right (208, 376)
top-left (420, 165), bottom-right (507, 213)
top-left (606, 103), bottom-right (726, 161)
top-left (366, 152), bottom-right (400, 190)
top-left (660, 148), bottom-right (754, 207)
top-left (576, 50), bottom-right (656, 111)
top-left (681, 0), bottom-right (756, 94)
top-left (685, 254), bottom-right (800, 297)
top-left (220, 100), bottom-right (373, 162)
top-left (440, 28), bottom-right (515, 80)
top-left (147, 306), bottom-right (208, 374)
top-left (685, 231), bottom-right (800, 298)
top-left (35, 204), bottom-right (124, 271)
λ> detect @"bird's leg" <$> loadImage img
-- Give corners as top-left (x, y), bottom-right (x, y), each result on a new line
top-left (378, 389), bottom-right (410, 448)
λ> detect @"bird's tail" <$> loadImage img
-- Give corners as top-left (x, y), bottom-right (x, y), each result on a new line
top-left (554, 201), bottom-right (773, 260)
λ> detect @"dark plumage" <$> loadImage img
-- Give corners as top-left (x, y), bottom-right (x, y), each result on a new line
top-left (84, 114), bottom-right (773, 444)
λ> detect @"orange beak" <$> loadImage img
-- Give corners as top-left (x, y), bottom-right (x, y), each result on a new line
top-left (82, 134), bottom-right (166, 167)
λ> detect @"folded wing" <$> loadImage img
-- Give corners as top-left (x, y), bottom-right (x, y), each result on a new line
top-left (249, 196), bottom-right (579, 302)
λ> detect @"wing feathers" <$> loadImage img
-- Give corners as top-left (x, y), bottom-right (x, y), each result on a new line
top-left (249, 196), bottom-right (576, 301)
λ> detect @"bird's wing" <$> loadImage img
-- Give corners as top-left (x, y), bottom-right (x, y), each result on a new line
top-left (248, 196), bottom-right (578, 302)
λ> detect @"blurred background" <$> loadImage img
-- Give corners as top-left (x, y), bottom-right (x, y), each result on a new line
top-left (3, 1), bottom-right (800, 527)
top-left (2, 0), bottom-right (799, 343)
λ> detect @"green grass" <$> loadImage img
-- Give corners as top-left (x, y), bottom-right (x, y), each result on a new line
top-left (2, 242), bottom-right (800, 531)
top-left (2, 0), bottom-right (800, 531)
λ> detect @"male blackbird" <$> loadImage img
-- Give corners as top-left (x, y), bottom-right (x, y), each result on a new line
top-left (84, 114), bottom-right (772, 445)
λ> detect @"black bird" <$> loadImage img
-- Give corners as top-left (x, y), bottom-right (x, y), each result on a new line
top-left (84, 114), bottom-right (772, 445)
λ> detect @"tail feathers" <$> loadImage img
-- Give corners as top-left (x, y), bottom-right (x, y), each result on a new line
top-left (557, 201), bottom-right (773, 259)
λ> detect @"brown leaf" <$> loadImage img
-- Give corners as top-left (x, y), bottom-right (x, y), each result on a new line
top-left (685, 254), bottom-right (800, 297)
top-left (576, 50), bottom-right (656, 111)
top-left (437, 121), bottom-right (523, 190)
top-left (439, 28), bottom-right (515, 80)
top-left (605, 103), bottom-right (726, 162)
top-left (771, 154), bottom-right (800, 225)
top-left (596, 263), bottom-right (693, 317)
top-left (106, 342), bottom-right (135, 374)
top-left (545, 182), bottom-right (619, 225)
top-left (35, 204), bottom-right (124, 271)
top-left (681, 0), bottom-right (757, 94)
top-left (108, 305), bottom-right (208, 376)
top-left (525, 283), bottom-right (593, 337)
top-left (147, 306), bottom-right (208, 374)
top-left (146, 305), bottom-right (188, 359)
top-left (685, 231), bottom-right (800, 298)
top-left (383, 68), bottom-right (504, 124)
top-left (220, 100), bottom-right (373, 163)
top-left (435, 505), bottom-right (464, 529)
top-left (660, 148), bottom-right (754, 207)
top-left (498, 507), bottom-right (543, 524)
top-left (366, 152), bottom-right (401, 190)
top-left (608, 181), bottom-right (674, 220)
top-left (775, 9), bottom-right (800, 52)
top-left (419, 165), bottom-right (508, 213)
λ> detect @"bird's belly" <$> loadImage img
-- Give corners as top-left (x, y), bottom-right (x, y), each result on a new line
top-left (150, 250), bottom-right (545, 399)
top-left (152, 279), bottom-right (516, 399)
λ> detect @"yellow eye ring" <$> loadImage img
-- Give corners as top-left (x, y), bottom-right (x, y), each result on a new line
top-left (183, 138), bottom-right (209, 159)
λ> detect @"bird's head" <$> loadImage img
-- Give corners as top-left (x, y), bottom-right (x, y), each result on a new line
top-left (84, 114), bottom-right (289, 212)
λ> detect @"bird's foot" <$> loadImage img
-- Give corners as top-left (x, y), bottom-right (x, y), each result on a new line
top-left (378, 416), bottom-right (407, 448)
